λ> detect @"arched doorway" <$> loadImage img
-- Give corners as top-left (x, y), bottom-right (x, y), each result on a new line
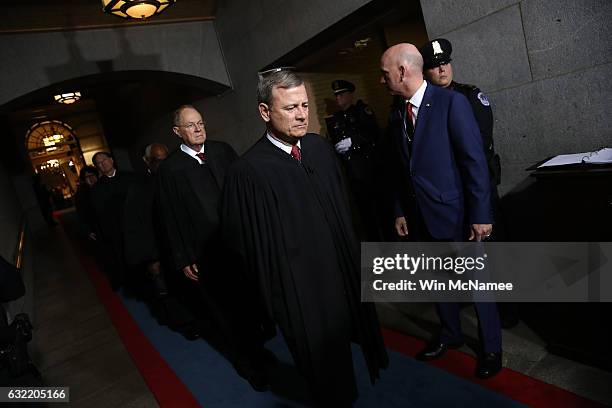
top-left (26, 120), bottom-right (85, 209)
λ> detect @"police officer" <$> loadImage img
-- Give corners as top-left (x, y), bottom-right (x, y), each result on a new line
top-left (420, 39), bottom-right (510, 248)
top-left (326, 80), bottom-right (381, 241)
top-left (420, 39), bottom-right (502, 197)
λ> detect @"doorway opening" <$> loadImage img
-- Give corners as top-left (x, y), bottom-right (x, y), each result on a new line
top-left (26, 120), bottom-right (84, 209)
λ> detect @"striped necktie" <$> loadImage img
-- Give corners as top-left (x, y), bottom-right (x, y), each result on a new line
top-left (290, 145), bottom-right (301, 162)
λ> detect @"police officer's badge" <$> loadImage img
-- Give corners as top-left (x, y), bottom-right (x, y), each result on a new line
top-left (477, 92), bottom-right (490, 106)
top-left (432, 40), bottom-right (443, 55)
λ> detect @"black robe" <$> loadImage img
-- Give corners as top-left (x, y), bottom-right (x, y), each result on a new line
top-left (222, 133), bottom-right (388, 404)
top-left (90, 171), bottom-right (137, 288)
top-left (156, 141), bottom-right (238, 272)
top-left (156, 141), bottom-right (251, 342)
top-left (74, 184), bottom-right (98, 238)
top-left (123, 173), bottom-right (159, 266)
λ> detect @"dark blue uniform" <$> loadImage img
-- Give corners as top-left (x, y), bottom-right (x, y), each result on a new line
top-left (327, 100), bottom-right (382, 240)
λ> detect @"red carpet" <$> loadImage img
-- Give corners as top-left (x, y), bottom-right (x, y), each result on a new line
top-left (70, 237), bottom-right (201, 408)
top-left (65, 218), bottom-right (605, 408)
top-left (382, 328), bottom-right (606, 408)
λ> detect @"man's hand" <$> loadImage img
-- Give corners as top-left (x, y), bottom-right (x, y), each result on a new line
top-left (334, 138), bottom-right (352, 154)
top-left (395, 216), bottom-right (409, 237)
top-left (182, 264), bottom-right (199, 281)
top-left (469, 224), bottom-right (493, 241)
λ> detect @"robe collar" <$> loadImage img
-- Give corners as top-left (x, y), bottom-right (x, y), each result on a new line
top-left (180, 143), bottom-right (205, 164)
top-left (266, 132), bottom-right (301, 156)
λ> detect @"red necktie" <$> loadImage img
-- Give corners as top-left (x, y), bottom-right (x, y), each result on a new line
top-left (196, 152), bottom-right (206, 163)
top-left (406, 102), bottom-right (414, 127)
top-left (290, 145), bottom-right (301, 162)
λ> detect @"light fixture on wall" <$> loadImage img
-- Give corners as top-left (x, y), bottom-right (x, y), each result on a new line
top-left (54, 92), bottom-right (81, 104)
top-left (43, 134), bottom-right (64, 147)
top-left (101, 0), bottom-right (176, 20)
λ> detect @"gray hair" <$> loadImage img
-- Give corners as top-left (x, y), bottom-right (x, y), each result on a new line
top-left (257, 69), bottom-right (304, 105)
top-left (173, 104), bottom-right (197, 126)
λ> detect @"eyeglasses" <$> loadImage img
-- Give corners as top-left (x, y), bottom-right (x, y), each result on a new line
top-left (178, 121), bottom-right (205, 131)
top-left (258, 66), bottom-right (295, 77)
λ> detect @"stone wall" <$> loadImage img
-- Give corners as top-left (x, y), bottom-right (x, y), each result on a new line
top-left (197, 0), bottom-right (371, 152)
top-left (420, 0), bottom-right (612, 194)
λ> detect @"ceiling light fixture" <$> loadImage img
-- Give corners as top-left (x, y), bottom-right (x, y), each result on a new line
top-left (354, 38), bottom-right (372, 48)
top-left (54, 92), bottom-right (81, 104)
top-left (101, 0), bottom-right (176, 20)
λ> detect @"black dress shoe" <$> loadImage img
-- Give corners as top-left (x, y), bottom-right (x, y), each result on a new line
top-left (500, 314), bottom-right (520, 329)
top-left (234, 361), bottom-right (269, 392)
top-left (415, 341), bottom-right (464, 361)
top-left (475, 352), bottom-right (502, 379)
top-left (180, 328), bottom-right (201, 341)
top-left (260, 348), bottom-right (278, 367)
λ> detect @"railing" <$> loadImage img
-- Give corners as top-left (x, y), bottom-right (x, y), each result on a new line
top-left (14, 216), bottom-right (26, 270)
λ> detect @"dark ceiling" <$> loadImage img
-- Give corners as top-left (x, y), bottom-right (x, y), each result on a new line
top-left (266, 0), bottom-right (425, 72)
top-left (0, 0), bottom-right (217, 34)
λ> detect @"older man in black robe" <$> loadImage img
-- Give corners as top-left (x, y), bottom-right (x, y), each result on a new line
top-left (156, 105), bottom-right (270, 390)
top-left (222, 69), bottom-right (388, 406)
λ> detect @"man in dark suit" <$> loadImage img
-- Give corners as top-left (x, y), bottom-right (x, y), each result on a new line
top-left (420, 38), bottom-right (517, 329)
top-left (419, 38), bottom-right (503, 236)
top-left (156, 105), bottom-right (269, 390)
top-left (380, 43), bottom-right (502, 378)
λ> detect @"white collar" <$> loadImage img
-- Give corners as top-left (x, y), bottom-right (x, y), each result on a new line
top-left (180, 143), bottom-right (205, 163)
top-left (266, 132), bottom-right (301, 155)
top-left (107, 169), bottom-right (117, 178)
top-left (408, 80), bottom-right (428, 108)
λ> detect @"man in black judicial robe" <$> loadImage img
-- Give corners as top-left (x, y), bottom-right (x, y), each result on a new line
top-left (123, 144), bottom-right (167, 273)
top-left (123, 143), bottom-right (188, 326)
top-left (91, 152), bottom-right (137, 290)
top-left (74, 166), bottom-right (99, 240)
top-left (156, 105), bottom-right (270, 389)
top-left (222, 70), bottom-right (388, 406)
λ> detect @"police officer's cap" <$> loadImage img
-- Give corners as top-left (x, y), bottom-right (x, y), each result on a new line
top-left (420, 38), bottom-right (453, 70)
top-left (331, 80), bottom-right (355, 95)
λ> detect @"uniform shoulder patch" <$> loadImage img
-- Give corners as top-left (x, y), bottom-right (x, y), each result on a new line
top-left (477, 92), bottom-right (490, 106)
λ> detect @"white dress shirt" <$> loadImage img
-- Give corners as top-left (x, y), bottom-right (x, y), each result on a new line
top-left (407, 80), bottom-right (428, 126)
top-left (266, 132), bottom-right (301, 155)
top-left (180, 143), bottom-right (206, 164)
